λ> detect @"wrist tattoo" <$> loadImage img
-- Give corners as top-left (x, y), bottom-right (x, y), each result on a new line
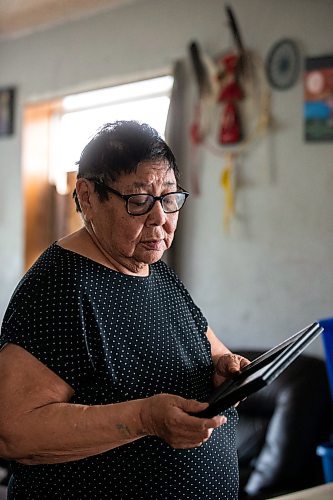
top-left (116, 423), bottom-right (131, 438)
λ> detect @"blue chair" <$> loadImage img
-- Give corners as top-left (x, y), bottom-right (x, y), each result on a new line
top-left (316, 317), bottom-right (333, 483)
top-left (319, 317), bottom-right (333, 401)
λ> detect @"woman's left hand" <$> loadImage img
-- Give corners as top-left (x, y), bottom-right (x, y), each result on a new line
top-left (213, 353), bottom-right (250, 387)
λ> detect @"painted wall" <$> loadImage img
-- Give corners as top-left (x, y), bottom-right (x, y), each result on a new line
top-left (0, 0), bottom-right (332, 356)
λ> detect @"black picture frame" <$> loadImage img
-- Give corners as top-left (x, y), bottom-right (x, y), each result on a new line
top-left (0, 87), bottom-right (15, 137)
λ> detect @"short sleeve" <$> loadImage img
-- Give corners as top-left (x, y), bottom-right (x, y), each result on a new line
top-left (0, 254), bottom-right (93, 392)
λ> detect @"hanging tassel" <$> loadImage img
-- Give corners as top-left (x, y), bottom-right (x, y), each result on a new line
top-left (220, 152), bottom-right (235, 231)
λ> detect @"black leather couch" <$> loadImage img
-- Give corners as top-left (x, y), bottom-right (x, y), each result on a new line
top-left (0, 458), bottom-right (10, 489)
top-left (236, 350), bottom-right (333, 499)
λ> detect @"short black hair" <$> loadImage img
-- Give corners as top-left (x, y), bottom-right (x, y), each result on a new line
top-left (73, 120), bottom-right (179, 212)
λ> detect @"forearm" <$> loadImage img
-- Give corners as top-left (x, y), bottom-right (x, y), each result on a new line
top-left (206, 326), bottom-right (231, 366)
top-left (0, 345), bottom-right (226, 465)
top-left (3, 399), bottom-right (147, 465)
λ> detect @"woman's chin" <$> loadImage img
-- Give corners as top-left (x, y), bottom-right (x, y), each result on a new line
top-left (136, 247), bottom-right (166, 265)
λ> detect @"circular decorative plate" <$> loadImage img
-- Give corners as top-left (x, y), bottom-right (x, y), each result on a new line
top-left (265, 39), bottom-right (301, 90)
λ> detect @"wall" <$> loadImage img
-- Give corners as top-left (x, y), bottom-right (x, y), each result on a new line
top-left (0, 0), bottom-right (332, 356)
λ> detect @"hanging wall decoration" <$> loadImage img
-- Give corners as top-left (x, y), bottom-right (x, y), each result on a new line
top-left (304, 55), bottom-right (333, 142)
top-left (189, 40), bottom-right (217, 195)
top-left (265, 39), bottom-right (301, 91)
top-left (0, 87), bottom-right (15, 137)
top-left (188, 5), bottom-right (270, 231)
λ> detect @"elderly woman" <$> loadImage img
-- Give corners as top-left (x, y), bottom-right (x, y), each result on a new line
top-left (0, 121), bottom-right (248, 499)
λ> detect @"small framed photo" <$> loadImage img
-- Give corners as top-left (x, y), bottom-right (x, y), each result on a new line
top-left (0, 87), bottom-right (15, 137)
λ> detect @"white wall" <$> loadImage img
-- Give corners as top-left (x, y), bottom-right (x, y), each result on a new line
top-left (0, 0), bottom-right (332, 356)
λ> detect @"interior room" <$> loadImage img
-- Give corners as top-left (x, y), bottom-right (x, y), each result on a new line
top-left (0, 0), bottom-right (332, 499)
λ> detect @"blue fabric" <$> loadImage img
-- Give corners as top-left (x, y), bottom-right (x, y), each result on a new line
top-left (319, 317), bottom-right (333, 402)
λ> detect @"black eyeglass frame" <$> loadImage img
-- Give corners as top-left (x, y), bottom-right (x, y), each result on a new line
top-left (88, 178), bottom-right (189, 216)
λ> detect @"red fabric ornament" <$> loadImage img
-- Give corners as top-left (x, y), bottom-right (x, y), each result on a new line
top-left (219, 102), bottom-right (242, 144)
top-left (218, 53), bottom-right (243, 144)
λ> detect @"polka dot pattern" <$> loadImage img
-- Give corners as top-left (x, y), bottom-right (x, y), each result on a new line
top-left (1, 243), bottom-right (239, 499)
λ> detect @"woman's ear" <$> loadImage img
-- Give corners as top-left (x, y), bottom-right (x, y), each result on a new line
top-left (75, 178), bottom-right (94, 221)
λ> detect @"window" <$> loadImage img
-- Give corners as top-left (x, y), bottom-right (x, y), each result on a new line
top-left (49, 76), bottom-right (174, 194)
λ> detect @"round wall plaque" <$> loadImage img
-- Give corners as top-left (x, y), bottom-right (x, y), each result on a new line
top-left (265, 39), bottom-right (301, 90)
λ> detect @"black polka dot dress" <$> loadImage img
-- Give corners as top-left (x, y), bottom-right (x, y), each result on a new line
top-left (1, 243), bottom-right (239, 499)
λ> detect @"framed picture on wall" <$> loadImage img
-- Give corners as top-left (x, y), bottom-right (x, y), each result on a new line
top-left (304, 56), bottom-right (333, 142)
top-left (0, 87), bottom-right (15, 137)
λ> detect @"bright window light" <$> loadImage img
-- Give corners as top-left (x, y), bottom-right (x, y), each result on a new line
top-left (62, 76), bottom-right (173, 111)
top-left (49, 76), bottom-right (174, 194)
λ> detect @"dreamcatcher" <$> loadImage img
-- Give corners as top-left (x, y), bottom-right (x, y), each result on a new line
top-left (188, 5), bottom-right (271, 230)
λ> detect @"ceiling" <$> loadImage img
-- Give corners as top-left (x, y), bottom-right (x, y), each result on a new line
top-left (0, 0), bottom-right (142, 39)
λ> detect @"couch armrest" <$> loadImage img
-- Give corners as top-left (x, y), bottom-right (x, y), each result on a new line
top-left (236, 351), bottom-right (333, 497)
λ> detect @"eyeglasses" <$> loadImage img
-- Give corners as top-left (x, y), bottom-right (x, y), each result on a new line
top-left (90, 178), bottom-right (189, 216)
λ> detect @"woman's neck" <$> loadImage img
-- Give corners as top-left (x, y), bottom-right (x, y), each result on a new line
top-left (57, 227), bottom-right (149, 276)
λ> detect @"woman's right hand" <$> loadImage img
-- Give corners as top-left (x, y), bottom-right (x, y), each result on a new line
top-left (139, 394), bottom-right (227, 449)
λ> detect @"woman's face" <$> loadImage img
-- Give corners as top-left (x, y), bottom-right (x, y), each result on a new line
top-left (80, 161), bottom-right (179, 274)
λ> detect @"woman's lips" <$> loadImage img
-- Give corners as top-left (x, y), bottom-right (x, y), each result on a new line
top-left (141, 240), bottom-right (164, 250)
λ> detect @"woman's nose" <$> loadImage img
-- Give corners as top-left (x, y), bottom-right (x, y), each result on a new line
top-left (146, 200), bottom-right (167, 226)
